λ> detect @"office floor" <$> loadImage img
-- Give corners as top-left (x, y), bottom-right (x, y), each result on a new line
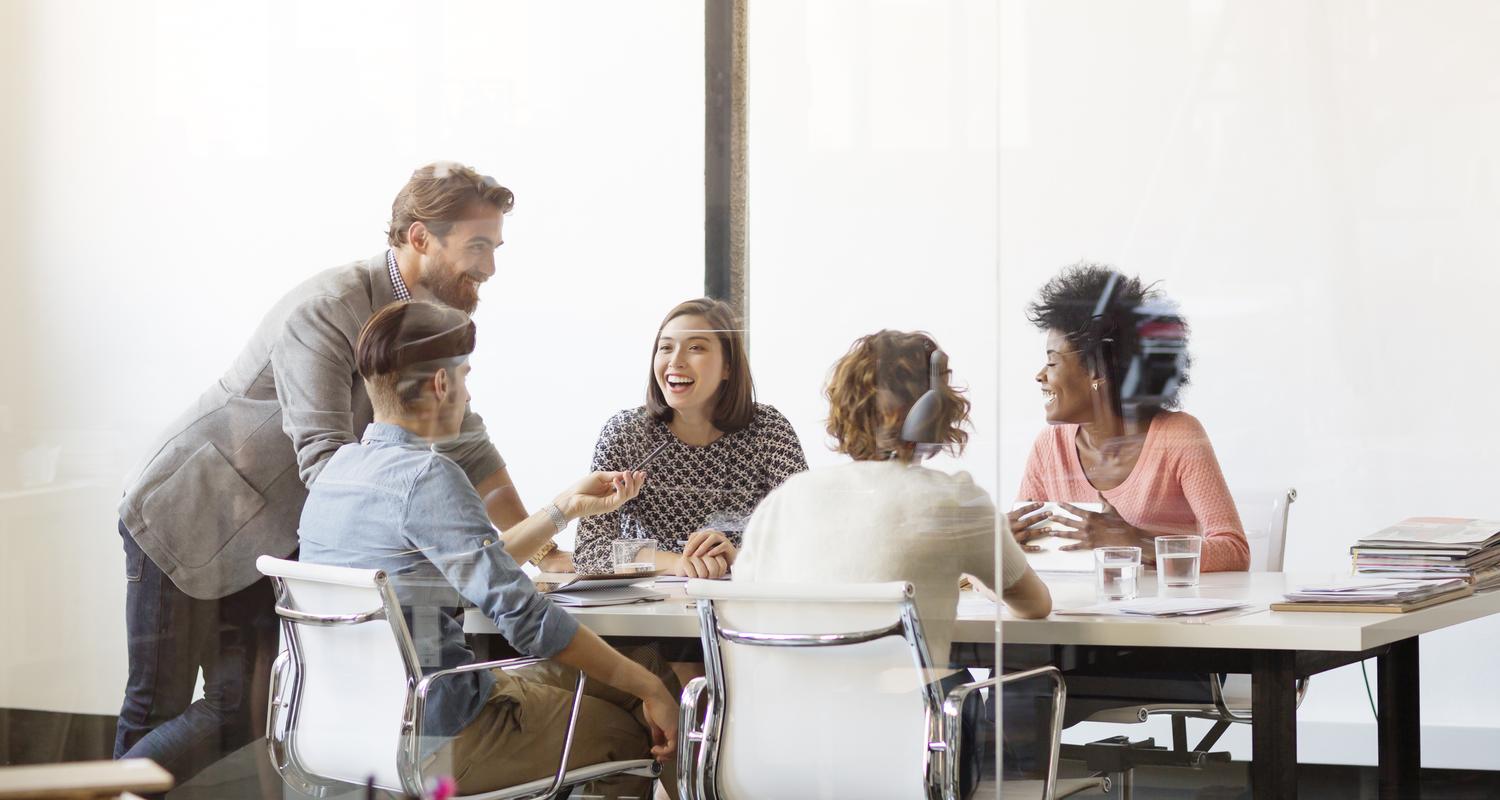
top-left (168, 739), bottom-right (1500, 799)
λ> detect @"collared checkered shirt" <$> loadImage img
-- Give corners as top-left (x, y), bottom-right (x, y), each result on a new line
top-left (387, 249), bottom-right (411, 302)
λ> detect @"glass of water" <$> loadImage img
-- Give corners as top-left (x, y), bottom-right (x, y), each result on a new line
top-left (611, 539), bottom-right (657, 574)
top-left (1095, 546), bottom-right (1142, 601)
top-left (1154, 535), bottom-right (1203, 587)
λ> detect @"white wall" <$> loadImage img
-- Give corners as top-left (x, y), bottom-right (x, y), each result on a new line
top-left (747, 0), bottom-right (1000, 483)
top-left (1001, 0), bottom-right (1500, 768)
top-left (0, 0), bottom-right (702, 714)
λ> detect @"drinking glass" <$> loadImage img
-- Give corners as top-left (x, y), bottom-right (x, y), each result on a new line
top-left (611, 539), bottom-right (657, 574)
top-left (1095, 546), bottom-right (1142, 601)
top-left (1154, 535), bottom-right (1202, 588)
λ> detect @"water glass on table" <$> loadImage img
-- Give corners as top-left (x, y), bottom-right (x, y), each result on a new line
top-left (612, 539), bottom-right (657, 574)
top-left (1154, 535), bottom-right (1202, 587)
top-left (1095, 546), bottom-right (1142, 601)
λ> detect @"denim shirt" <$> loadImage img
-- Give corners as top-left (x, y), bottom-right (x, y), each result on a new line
top-left (298, 423), bottom-right (579, 740)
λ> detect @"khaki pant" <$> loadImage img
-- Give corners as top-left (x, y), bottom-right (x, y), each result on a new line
top-left (439, 646), bottom-right (681, 799)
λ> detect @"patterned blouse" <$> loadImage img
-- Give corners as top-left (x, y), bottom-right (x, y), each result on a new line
top-left (574, 403), bottom-right (809, 574)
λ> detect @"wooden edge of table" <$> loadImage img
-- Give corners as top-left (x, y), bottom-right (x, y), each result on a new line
top-left (0, 759), bottom-right (172, 799)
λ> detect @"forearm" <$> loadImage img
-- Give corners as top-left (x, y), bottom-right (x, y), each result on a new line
top-left (551, 627), bottom-right (666, 701)
top-left (495, 509), bottom-right (559, 564)
top-left (1002, 568), bottom-right (1053, 619)
top-left (476, 467), bottom-right (529, 530)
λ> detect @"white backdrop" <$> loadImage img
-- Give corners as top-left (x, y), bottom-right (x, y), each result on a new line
top-left (5, 0), bottom-right (1500, 773)
top-left (999, 0), bottom-right (1500, 768)
top-left (0, 0), bottom-right (702, 714)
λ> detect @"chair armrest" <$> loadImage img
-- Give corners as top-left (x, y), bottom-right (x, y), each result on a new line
top-left (408, 655), bottom-right (588, 800)
top-left (413, 655), bottom-right (548, 701)
top-left (936, 667), bottom-right (1066, 800)
top-left (678, 677), bottom-right (708, 800)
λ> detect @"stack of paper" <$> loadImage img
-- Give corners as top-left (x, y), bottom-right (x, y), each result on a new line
top-left (1351, 518), bottom-right (1500, 589)
top-left (1281, 578), bottom-right (1467, 604)
top-left (541, 574), bottom-right (666, 607)
top-left (1054, 597), bottom-right (1250, 618)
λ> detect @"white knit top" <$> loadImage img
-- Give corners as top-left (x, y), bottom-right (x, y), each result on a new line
top-left (735, 460), bottom-right (1030, 662)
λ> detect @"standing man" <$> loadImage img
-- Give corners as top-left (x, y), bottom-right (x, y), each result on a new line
top-left (114, 162), bottom-right (561, 784)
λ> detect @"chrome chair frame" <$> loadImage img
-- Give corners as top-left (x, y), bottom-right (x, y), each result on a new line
top-left (676, 584), bottom-right (1072, 800)
top-left (264, 568), bottom-right (656, 800)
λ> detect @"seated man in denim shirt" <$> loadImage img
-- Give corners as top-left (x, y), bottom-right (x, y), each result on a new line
top-left (298, 300), bottom-right (678, 798)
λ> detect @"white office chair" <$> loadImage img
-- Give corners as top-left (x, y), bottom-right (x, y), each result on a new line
top-left (1081, 489), bottom-right (1305, 764)
top-left (257, 556), bottom-right (658, 800)
top-left (676, 579), bottom-right (1108, 800)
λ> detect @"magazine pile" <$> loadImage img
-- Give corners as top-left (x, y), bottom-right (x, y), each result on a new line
top-left (1350, 517), bottom-right (1500, 591)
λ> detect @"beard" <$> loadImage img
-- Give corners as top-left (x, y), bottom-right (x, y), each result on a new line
top-left (419, 265), bottom-right (483, 313)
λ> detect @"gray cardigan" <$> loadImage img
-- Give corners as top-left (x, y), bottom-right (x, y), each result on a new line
top-left (119, 253), bottom-right (504, 600)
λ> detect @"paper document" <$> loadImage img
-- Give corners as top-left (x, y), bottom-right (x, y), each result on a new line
top-left (1055, 597), bottom-right (1250, 617)
top-left (1282, 577), bottom-right (1467, 603)
top-left (546, 586), bottom-right (667, 607)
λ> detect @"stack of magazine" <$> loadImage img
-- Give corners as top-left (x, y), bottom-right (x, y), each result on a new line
top-left (1350, 517), bottom-right (1500, 591)
top-left (1276, 577), bottom-right (1471, 612)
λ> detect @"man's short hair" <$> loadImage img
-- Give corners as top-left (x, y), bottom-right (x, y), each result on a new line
top-left (356, 301), bottom-right (477, 414)
top-left (386, 161), bottom-right (515, 248)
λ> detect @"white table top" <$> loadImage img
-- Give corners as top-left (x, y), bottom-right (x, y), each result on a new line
top-left (463, 571), bottom-right (1500, 653)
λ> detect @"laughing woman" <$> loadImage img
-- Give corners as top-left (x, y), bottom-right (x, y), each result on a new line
top-left (573, 298), bottom-right (808, 576)
top-left (1011, 263), bottom-right (1248, 571)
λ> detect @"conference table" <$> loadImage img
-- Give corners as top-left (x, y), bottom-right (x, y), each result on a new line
top-left (465, 571), bottom-right (1500, 800)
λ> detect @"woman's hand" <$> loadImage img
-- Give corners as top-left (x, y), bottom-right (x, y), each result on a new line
top-left (676, 553), bottom-right (730, 579)
top-left (553, 471), bottom-right (646, 520)
top-left (682, 529), bottom-right (737, 564)
top-left (1049, 500), bottom-right (1147, 551)
top-left (1007, 502), bottom-right (1051, 553)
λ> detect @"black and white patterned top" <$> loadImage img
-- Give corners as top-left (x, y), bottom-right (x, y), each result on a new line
top-left (387, 249), bottom-right (411, 302)
top-left (574, 403), bottom-right (809, 574)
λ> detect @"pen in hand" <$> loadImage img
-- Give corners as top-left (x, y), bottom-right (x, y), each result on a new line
top-left (632, 440), bottom-right (669, 471)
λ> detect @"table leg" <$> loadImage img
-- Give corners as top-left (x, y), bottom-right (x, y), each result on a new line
top-left (1251, 649), bottom-right (1298, 799)
top-left (1377, 638), bottom-right (1421, 799)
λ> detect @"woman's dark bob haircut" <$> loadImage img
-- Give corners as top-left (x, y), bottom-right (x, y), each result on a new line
top-left (645, 298), bottom-right (756, 433)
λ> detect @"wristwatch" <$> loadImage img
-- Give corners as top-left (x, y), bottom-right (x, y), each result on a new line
top-left (528, 538), bottom-right (559, 568)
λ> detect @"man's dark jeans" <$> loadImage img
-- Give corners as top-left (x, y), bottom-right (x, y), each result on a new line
top-left (114, 520), bottom-right (279, 786)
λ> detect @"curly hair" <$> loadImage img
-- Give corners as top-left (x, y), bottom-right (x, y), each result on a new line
top-left (1026, 262), bottom-right (1190, 418)
top-left (825, 330), bottom-right (970, 462)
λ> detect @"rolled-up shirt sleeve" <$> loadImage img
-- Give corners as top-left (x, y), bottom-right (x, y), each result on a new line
top-left (404, 455), bottom-right (577, 656)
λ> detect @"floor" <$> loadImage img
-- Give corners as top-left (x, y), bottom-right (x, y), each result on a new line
top-left (170, 738), bottom-right (1500, 799)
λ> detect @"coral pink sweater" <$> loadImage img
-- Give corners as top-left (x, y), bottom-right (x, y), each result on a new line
top-left (1016, 411), bottom-right (1249, 572)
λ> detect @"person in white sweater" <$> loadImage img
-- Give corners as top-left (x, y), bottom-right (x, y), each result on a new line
top-left (734, 330), bottom-right (1050, 799)
top-left (735, 329), bottom-right (1050, 657)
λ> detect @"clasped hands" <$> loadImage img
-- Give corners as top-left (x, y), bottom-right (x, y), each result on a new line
top-left (1008, 499), bottom-right (1147, 552)
top-left (675, 529), bottom-right (737, 579)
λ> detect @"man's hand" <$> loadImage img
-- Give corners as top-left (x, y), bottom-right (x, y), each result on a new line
top-left (639, 684), bottom-right (679, 761)
top-left (1049, 500), bottom-right (1146, 551)
top-left (554, 471), bottom-right (645, 520)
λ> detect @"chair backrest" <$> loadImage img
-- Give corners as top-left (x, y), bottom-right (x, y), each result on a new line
top-left (1235, 488), bottom-right (1297, 572)
top-left (257, 556), bottom-right (420, 794)
top-left (686, 579), bottom-right (942, 800)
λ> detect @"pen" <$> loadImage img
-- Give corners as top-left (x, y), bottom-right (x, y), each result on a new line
top-left (632, 440), bottom-right (669, 471)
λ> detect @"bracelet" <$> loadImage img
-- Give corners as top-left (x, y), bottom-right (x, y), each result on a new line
top-left (543, 503), bottom-right (568, 534)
